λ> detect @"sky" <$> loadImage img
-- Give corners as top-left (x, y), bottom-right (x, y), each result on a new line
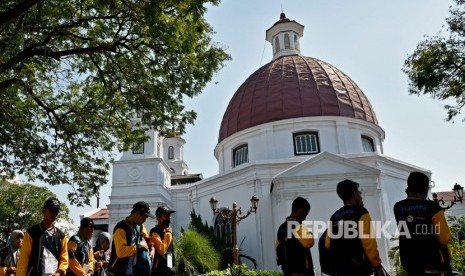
top-left (49, 0), bottom-right (465, 227)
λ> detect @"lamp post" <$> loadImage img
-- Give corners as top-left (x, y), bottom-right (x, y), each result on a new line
top-left (209, 195), bottom-right (259, 265)
top-left (432, 183), bottom-right (464, 210)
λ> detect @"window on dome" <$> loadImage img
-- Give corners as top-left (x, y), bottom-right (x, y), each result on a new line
top-left (170, 168), bottom-right (175, 174)
top-left (274, 36), bottom-right (280, 53)
top-left (293, 132), bottom-right (320, 155)
top-left (233, 144), bottom-right (249, 167)
top-left (168, 146), bottom-right (174, 159)
top-left (132, 142), bottom-right (144, 154)
top-left (294, 34), bottom-right (299, 50)
top-left (362, 136), bottom-right (375, 152)
top-left (284, 33), bottom-right (290, 49)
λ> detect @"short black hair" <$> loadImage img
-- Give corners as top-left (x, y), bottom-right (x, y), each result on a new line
top-left (291, 197), bottom-right (310, 213)
top-left (407, 171), bottom-right (429, 193)
top-left (336, 180), bottom-right (360, 201)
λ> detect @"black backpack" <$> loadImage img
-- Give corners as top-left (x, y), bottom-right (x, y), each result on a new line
top-left (318, 229), bottom-right (335, 275)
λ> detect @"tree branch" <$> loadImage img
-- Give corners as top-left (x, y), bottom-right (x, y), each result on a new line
top-left (0, 0), bottom-right (41, 25)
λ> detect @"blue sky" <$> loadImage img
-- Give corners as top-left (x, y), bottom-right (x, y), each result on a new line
top-left (56, 0), bottom-right (465, 227)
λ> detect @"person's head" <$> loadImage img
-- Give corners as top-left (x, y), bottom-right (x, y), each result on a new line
top-left (96, 232), bottom-right (111, 251)
top-left (407, 171), bottom-right (429, 198)
top-left (337, 180), bottom-right (363, 206)
top-left (9, 230), bottom-right (24, 249)
top-left (79, 217), bottom-right (94, 240)
top-left (42, 197), bottom-right (61, 223)
top-left (156, 206), bottom-right (176, 228)
top-left (290, 197), bottom-right (310, 222)
top-left (131, 201), bottom-right (155, 225)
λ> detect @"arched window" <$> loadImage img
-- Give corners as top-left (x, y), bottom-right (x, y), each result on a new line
top-left (274, 36), bottom-right (280, 53)
top-left (294, 34), bottom-right (299, 50)
top-left (214, 209), bottom-right (233, 245)
top-left (170, 168), bottom-right (175, 174)
top-left (362, 136), bottom-right (375, 152)
top-left (284, 33), bottom-right (290, 49)
top-left (233, 144), bottom-right (249, 167)
top-left (293, 132), bottom-right (320, 155)
top-left (168, 146), bottom-right (174, 159)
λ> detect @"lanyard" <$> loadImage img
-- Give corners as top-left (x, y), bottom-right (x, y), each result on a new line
top-left (43, 228), bottom-right (56, 253)
top-left (8, 247), bottom-right (18, 267)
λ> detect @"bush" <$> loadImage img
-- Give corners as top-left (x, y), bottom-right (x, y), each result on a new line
top-left (175, 229), bottom-right (221, 275)
top-left (206, 264), bottom-right (283, 276)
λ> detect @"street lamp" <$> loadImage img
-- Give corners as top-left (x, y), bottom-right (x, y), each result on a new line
top-left (432, 183), bottom-right (464, 210)
top-left (209, 195), bottom-right (259, 265)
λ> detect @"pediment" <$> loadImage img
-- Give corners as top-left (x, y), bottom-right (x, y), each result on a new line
top-left (274, 152), bottom-right (380, 180)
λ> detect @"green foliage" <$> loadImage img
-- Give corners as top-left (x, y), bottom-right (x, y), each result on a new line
top-left (447, 216), bottom-right (465, 274)
top-left (403, 0), bottom-right (465, 122)
top-left (174, 229), bottom-right (220, 275)
top-left (0, 0), bottom-right (230, 206)
top-left (387, 236), bottom-right (407, 276)
top-left (206, 264), bottom-right (282, 276)
top-left (187, 210), bottom-right (256, 269)
top-left (0, 180), bottom-right (71, 245)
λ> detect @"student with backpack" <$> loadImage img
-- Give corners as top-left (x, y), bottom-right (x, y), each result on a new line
top-left (67, 217), bottom-right (95, 275)
top-left (325, 180), bottom-right (386, 276)
top-left (275, 197), bottom-right (315, 276)
top-left (108, 201), bottom-right (155, 276)
top-left (16, 197), bottom-right (69, 276)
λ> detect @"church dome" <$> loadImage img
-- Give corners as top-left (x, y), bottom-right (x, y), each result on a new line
top-left (218, 54), bottom-right (378, 142)
top-left (218, 13), bottom-right (378, 143)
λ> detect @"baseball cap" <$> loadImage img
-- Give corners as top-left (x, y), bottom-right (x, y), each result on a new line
top-left (156, 206), bottom-right (176, 217)
top-left (132, 201), bottom-right (155, 219)
top-left (43, 198), bottom-right (61, 210)
top-left (80, 217), bottom-right (94, 228)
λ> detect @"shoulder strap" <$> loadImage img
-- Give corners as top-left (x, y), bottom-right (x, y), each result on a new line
top-left (0, 247), bottom-right (8, 266)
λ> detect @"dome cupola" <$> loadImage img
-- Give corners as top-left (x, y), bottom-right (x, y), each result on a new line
top-left (218, 14), bottom-right (379, 143)
top-left (266, 12), bottom-right (304, 60)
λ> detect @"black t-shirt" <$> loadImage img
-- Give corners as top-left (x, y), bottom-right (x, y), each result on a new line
top-left (393, 198), bottom-right (450, 273)
top-left (328, 205), bottom-right (372, 276)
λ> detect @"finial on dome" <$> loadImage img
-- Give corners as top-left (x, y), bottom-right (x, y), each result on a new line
top-left (280, 12), bottom-right (286, 20)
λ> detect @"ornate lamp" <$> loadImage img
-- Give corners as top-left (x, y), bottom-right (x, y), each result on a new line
top-left (433, 183), bottom-right (464, 210)
top-left (209, 194), bottom-right (259, 265)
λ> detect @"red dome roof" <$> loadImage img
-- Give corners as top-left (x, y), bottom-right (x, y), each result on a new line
top-left (218, 55), bottom-right (378, 142)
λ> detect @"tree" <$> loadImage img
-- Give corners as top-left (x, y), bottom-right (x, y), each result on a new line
top-left (0, 0), bottom-right (230, 206)
top-left (403, 0), bottom-right (465, 122)
top-left (0, 179), bottom-right (71, 246)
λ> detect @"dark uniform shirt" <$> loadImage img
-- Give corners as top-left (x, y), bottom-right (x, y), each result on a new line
top-left (276, 217), bottom-right (315, 276)
top-left (393, 198), bottom-right (451, 274)
top-left (325, 204), bottom-right (382, 276)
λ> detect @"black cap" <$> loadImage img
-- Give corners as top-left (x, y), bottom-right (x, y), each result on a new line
top-left (156, 206), bottom-right (176, 217)
top-left (43, 198), bottom-right (61, 210)
top-left (80, 217), bottom-right (94, 228)
top-left (132, 201), bottom-right (155, 219)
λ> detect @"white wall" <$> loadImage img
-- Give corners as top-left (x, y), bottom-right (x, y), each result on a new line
top-left (215, 116), bottom-right (385, 174)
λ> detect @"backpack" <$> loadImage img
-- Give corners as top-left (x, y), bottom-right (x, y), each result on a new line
top-left (275, 222), bottom-right (287, 266)
top-left (132, 225), bottom-right (152, 276)
top-left (67, 235), bottom-right (90, 276)
top-left (318, 229), bottom-right (335, 275)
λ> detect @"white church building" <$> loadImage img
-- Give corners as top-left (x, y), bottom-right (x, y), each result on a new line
top-left (106, 13), bottom-right (431, 274)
